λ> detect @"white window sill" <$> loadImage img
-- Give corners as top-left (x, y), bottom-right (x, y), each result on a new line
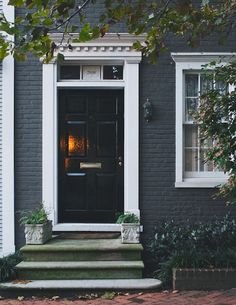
top-left (175, 178), bottom-right (227, 188)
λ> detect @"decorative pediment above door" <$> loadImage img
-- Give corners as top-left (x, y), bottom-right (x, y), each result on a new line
top-left (48, 33), bottom-right (146, 62)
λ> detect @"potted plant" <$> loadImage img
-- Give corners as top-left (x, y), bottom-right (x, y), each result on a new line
top-left (19, 205), bottom-right (52, 245)
top-left (116, 213), bottom-right (140, 244)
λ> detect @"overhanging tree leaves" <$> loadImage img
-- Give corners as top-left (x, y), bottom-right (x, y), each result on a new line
top-left (0, 0), bottom-right (236, 62)
top-left (196, 61), bottom-right (236, 204)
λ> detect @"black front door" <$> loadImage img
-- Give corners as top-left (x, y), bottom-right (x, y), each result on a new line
top-left (58, 89), bottom-right (124, 223)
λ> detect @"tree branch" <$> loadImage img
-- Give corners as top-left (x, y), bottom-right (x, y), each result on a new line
top-left (49, 0), bottom-right (91, 32)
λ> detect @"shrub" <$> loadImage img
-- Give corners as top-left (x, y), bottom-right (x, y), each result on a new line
top-left (0, 252), bottom-right (22, 282)
top-left (147, 214), bottom-right (236, 287)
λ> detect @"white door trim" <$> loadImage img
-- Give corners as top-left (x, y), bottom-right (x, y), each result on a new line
top-left (42, 34), bottom-right (143, 231)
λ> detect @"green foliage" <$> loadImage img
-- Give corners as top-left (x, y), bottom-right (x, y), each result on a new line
top-left (195, 60), bottom-right (236, 204)
top-left (0, 252), bottom-right (22, 282)
top-left (148, 214), bottom-right (236, 287)
top-left (19, 205), bottom-right (49, 225)
top-left (116, 213), bottom-right (140, 224)
top-left (0, 0), bottom-right (235, 62)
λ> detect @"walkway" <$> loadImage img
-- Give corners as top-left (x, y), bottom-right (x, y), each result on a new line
top-left (0, 290), bottom-right (236, 305)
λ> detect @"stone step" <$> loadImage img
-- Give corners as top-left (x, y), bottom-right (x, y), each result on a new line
top-left (16, 261), bottom-right (144, 280)
top-left (0, 279), bottom-right (162, 297)
top-left (20, 238), bottom-right (143, 262)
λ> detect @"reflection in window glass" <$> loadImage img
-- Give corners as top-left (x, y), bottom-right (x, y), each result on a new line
top-left (185, 98), bottom-right (198, 122)
top-left (103, 65), bottom-right (123, 80)
top-left (185, 74), bottom-right (198, 97)
top-left (185, 149), bottom-right (198, 171)
top-left (200, 74), bottom-right (213, 94)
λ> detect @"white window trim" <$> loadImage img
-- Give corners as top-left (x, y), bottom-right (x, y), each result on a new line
top-left (1, 0), bottom-right (15, 255)
top-left (172, 52), bottom-right (236, 188)
top-left (43, 34), bottom-right (144, 231)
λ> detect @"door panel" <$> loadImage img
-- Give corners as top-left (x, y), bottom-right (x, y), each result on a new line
top-left (58, 89), bottom-right (124, 223)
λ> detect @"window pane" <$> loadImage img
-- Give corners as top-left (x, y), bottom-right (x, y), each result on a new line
top-left (60, 65), bottom-right (80, 80)
top-left (103, 65), bottom-right (123, 80)
top-left (185, 74), bottom-right (198, 97)
top-left (200, 149), bottom-right (214, 171)
top-left (185, 125), bottom-right (198, 148)
top-left (201, 137), bottom-right (213, 149)
top-left (185, 98), bottom-right (198, 122)
top-left (215, 80), bottom-right (228, 94)
top-left (200, 74), bottom-right (213, 94)
top-left (185, 149), bottom-right (198, 171)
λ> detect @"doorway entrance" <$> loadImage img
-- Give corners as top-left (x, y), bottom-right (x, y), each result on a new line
top-left (58, 89), bottom-right (124, 223)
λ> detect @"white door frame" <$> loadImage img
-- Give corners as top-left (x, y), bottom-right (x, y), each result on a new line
top-left (42, 34), bottom-right (143, 231)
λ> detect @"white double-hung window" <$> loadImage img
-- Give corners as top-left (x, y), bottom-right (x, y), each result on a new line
top-left (171, 53), bottom-right (234, 188)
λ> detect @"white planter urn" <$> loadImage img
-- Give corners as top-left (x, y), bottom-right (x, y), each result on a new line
top-left (24, 220), bottom-right (52, 245)
top-left (121, 223), bottom-right (140, 243)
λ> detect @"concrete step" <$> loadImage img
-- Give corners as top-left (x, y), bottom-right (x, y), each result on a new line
top-left (16, 261), bottom-right (144, 280)
top-left (20, 238), bottom-right (143, 262)
top-left (0, 279), bottom-right (162, 297)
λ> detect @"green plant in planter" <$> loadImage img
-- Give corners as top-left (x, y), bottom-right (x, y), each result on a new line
top-left (116, 213), bottom-right (140, 224)
top-left (19, 205), bottom-right (49, 226)
top-left (116, 213), bottom-right (140, 244)
top-left (18, 204), bottom-right (52, 245)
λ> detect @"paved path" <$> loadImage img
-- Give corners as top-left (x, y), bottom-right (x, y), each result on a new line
top-left (0, 290), bottom-right (236, 305)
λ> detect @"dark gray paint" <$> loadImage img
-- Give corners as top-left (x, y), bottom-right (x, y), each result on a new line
top-left (15, 5), bottom-right (236, 248)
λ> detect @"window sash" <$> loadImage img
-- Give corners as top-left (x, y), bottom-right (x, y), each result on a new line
top-left (183, 71), bottom-right (226, 176)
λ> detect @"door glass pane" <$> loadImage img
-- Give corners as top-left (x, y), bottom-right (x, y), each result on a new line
top-left (67, 122), bottom-right (87, 157)
top-left (185, 74), bottom-right (198, 97)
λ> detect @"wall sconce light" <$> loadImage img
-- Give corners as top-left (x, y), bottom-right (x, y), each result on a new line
top-left (143, 98), bottom-right (153, 122)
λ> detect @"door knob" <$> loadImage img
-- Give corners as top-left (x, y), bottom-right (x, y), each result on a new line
top-left (118, 156), bottom-right (123, 167)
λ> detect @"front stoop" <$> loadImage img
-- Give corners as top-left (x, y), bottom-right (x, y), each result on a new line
top-left (0, 237), bottom-right (162, 295)
top-left (16, 237), bottom-right (149, 281)
top-left (5, 236), bottom-right (162, 294)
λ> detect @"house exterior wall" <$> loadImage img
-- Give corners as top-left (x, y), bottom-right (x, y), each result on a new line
top-left (14, 6), bottom-right (236, 248)
top-left (15, 58), bottom-right (42, 247)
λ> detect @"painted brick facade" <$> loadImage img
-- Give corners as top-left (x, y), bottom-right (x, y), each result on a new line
top-left (14, 6), bottom-right (236, 248)
top-left (15, 58), bottom-right (42, 247)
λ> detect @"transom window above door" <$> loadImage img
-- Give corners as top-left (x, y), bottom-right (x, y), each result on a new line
top-left (58, 63), bottom-right (123, 81)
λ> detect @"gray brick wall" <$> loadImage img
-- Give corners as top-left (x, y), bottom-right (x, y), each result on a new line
top-left (15, 58), bottom-right (42, 247)
top-left (15, 5), bottom-right (236, 248)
